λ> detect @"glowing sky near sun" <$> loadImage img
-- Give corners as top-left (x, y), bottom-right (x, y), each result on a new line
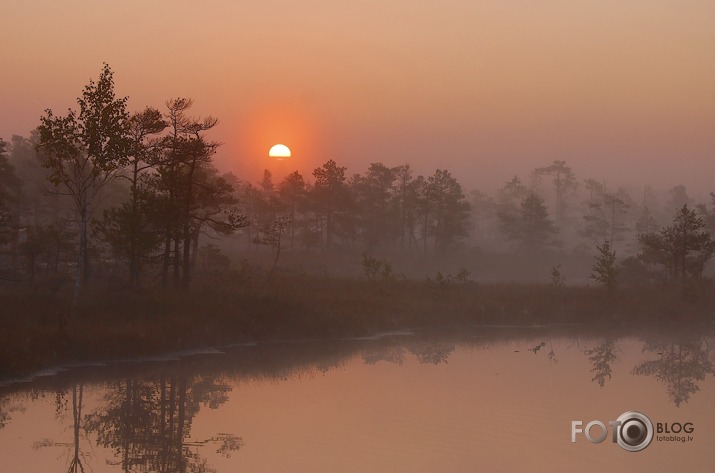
top-left (2, 1), bottom-right (714, 191)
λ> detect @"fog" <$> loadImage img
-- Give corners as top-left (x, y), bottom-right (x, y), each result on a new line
top-left (3, 117), bottom-right (715, 287)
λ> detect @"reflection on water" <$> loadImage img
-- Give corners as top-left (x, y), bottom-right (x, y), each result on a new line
top-left (584, 339), bottom-right (617, 387)
top-left (633, 336), bottom-right (714, 407)
top-left (40, 383), bottom-right (88, 473)
top-left (30, 375), bottom-right (241, 473)
top-left (0, 327), bottom-right (713, 472)
top-left (83, 375), bottom-right (240, 472)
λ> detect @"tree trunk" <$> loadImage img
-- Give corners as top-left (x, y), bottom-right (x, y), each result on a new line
top-left (129, 160), bottom-right (140, 288)
top-left (161, 234), bottom-right (171, 288)
top-left (73, 205), bottom-right (88, 304)
top-left (181, 222), bottom-right (191, 289)
top-left (326, 202), bottom-right (333, 249)
top-left (190, 227), bottom-right (200, 272)
top-left (173, 238), bottom-right (181, 288)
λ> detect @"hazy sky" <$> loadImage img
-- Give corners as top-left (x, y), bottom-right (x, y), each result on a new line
top-left (2, 1), bottom-right (714, 192)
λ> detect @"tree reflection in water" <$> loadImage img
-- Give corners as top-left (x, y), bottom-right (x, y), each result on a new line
top-left (0, 394), bottom-right (24, 430)
top-left (584, 340), bottom-right (618, 387)
top-left (361, 340), bottom-right (455, 366)
top-left (408, 341), bottom-right (455, 365)
top-left (363, 346), bottom-right (406, 366)
top-left (84, 374), bottom-right (242, 473)
top-left (633, 336), bottom-right (714, 407)
top-left (33, 383), bottom-right (89, 473)
top-left (4, 328), bottom-right (715, 472)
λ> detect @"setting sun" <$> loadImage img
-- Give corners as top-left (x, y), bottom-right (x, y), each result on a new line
top-left (268, 144), bottom-right (291, 159)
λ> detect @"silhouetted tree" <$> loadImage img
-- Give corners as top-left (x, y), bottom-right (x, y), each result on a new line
top-left (393, 164), bottom-right (420, 250)
top-left (695, 192), bottom-right (715, 235)
top-left (178, 118), bottom-right (220, 288)
top-left (158, 98), bottom-right (193, 286)
top-left (534, 160), bottom-right (577, 224)
top-left (187, 167), bottom-right (247, 274)
top-left (36, 64), bottom-right (132, 300)
top-left (198, 243), bottom-right (231, 274)
top-left (499, 193), bottom-right (559, 253)
top-left (351, 163), bottom-right (398, 250)
top-left (414, 175), bottom-right (431, 253)
top-left (469, 189), bottom-right (497, 245)
top-left (582, 190), bottom-right (630, 249)
top-left (581, 190), bottom-right (608, 245)
top-left (239, 182), bottom-right (263, 248)
top-left (93, 108), bottom-right (167, 287)
top-left (497, 175), bottom-right (528, 215)
top-left (425, 169), bottom-right (470, 251)
top-left (311, 159), bottom-right (350, 248)
top-left (493, 176), bottom-right (529, 251)
top-left (583, 178), bottom-right (605, 204)
top-left (638, 205), bottom-right (715, 282)
top-left (7, 133), bottom-right (68, 227)
top-left (635, 206), bottom-right (659, 235)
top-left (0, 138), bottom-right (22, 245)
top-left (550, 264), bottom-right (565, 288)
top-left (8, 221), bottom-right (74, 283)
top-left (251, 169), bottom-right (281, 240)
top-left (669, 185), bottom-right (693, 214)
top-left (591, 240), bottom-right (617, 290)
top-left (255, 216), bottom-right (290, 275)
top-left (148, 98), bottom-right (240, 288)
top-left (278, 171), bottom-right (307, 249)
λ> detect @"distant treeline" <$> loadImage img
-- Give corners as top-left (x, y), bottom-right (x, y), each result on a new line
top-left (1, 65), bottom-right (715, 294)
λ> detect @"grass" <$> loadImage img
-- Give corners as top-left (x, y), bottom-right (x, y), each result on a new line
top-left (0, 272), bottom-right (713, 379)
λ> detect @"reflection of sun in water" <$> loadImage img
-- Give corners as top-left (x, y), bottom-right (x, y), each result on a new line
top-left (269, 144), bottom-right (291, 159)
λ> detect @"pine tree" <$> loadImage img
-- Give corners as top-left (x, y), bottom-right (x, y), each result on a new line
top-left (312, 159), bottom-right (350, 248)
top-left (591, 240), bottom-right (617, 290)
top-left (638, 205), bottom-right (715, 282)
top-left (499, 193), bottom-right (559, 253)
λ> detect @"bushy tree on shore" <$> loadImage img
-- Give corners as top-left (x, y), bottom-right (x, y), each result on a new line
top-left (0, 138), bottom-right (22, 245)
top-left (499, 193), bottom-right (559, 253)
top-left (36, 64), bottom-right (131, 299)
top-left (93, 107), bottom-right (166, 287)
top-left (591, 240), bottom-right (617, 290)
top-left (638, 205), bottom-right (715, 282)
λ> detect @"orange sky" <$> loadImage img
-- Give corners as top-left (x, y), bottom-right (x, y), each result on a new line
top-left (2, 1), bottom-right (714, 192)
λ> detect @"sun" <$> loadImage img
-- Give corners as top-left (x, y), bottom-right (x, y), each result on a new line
top-left (269, 144), bottom-right (291, 159)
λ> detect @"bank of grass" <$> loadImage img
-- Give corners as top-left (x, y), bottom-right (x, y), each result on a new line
top-left (0, 273), bottom-right (712, 378)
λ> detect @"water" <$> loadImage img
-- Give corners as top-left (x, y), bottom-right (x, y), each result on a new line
top-left (0, 327), bottom-right (713, 472)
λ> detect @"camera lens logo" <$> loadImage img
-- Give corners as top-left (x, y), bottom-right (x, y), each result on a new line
top-left (571, 411), bottom-right (654, 452)
top-left (614, 411), bottom-right (653, 452)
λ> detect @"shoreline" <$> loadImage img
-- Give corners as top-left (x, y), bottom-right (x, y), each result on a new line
top-left (1, 275), bottom-right (713, 380)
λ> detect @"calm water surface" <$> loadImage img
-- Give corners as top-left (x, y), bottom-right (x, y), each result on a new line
top-left (0, 327), bottom-right (713, 472)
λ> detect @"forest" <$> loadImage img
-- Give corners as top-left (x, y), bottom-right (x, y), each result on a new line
top-left (2, 66), bottom-right (715, 289)
top-left (1, 65), bottom-right (714, 376)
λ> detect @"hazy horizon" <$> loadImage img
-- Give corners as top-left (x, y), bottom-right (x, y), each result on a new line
top-left (3, 1), bottom-right (714, 194)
